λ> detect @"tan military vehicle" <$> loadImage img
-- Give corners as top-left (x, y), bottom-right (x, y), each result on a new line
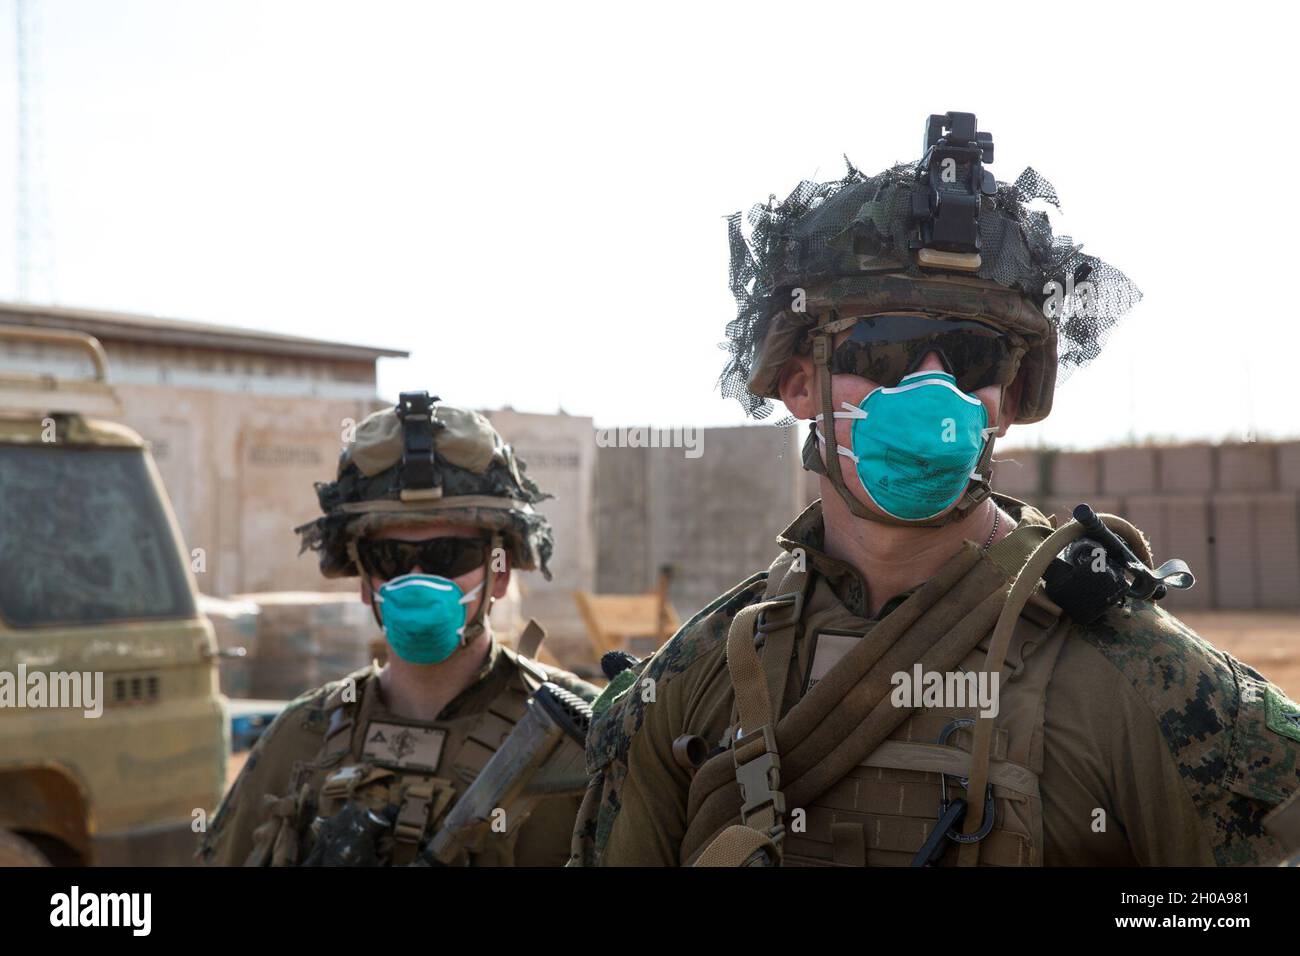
top-left (0, 324), bottom-right (226, 865)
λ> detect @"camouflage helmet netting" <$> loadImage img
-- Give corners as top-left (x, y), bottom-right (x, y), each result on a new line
top-left (294, 403), bottom-right (556, 580)
top-left (721, 160), bottom-right (1142, 419)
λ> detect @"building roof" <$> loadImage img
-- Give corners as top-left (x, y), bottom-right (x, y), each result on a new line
top-left (0, 301), bottom-right (409, 363)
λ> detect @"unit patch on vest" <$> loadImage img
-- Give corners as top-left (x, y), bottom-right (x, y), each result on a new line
top-left (804, 630), bottom-right (865, 694)
top-left (362, 721), bottom-right (447, 771)
top-left (1266, 686), bottom-right (1300, 745)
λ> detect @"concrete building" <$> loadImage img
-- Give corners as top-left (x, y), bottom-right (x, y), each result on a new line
top-left (595, 423), bottom-right (809, 616)
top-left (0, 302), bottom-right (403, 598)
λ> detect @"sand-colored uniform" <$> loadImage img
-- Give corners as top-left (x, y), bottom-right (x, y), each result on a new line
top-left (574, 497), bottom-right (1300, 867)
top-left (203, 640), bottom-right (597, 866)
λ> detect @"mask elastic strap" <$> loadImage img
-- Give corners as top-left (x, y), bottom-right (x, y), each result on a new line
top-left (811, 421), bottom-right (859, 464)
top-left (454, 580), bottom-right (486, 638)
top-left (949, 392), bottom-right (1003, 515)
top-left (814, 402), bottom-right (869, 423)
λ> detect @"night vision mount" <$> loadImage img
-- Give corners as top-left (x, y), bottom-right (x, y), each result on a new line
top-left (910, 111), bottom-right (995, 273)
top-left (396, 390), bottom-right (446, 500)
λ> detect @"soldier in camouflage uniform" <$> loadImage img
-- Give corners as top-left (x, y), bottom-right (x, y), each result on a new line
top-left (572, 113), bottom-right (1300, 867)
top-left (202, 392), bottom-right (596, 866)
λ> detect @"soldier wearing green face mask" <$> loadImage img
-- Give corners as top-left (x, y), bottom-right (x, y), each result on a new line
top-left (201, 392), bottom-right (596, 867)
top-left (572, 112), bottom-right (1300, 868)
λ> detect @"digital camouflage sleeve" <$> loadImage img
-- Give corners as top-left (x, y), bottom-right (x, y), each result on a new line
top-left (572, 573), bottom-right (767, 866)
top-left (200, 680), bottom-right (335, 866)
top-left (1071, 600), bottom-right (1300, 864)
top-left (573, 578), bottom-right (1300, 867)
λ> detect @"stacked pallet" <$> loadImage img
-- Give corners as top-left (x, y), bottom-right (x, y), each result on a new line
top-left (229, 592), bottom-right (378, 701)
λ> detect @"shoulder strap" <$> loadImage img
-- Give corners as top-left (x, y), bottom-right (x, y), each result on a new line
top-left (698, 553), bottom-right (809, 867)
top-left (693, 525), bottom-right (1063, 867)
top-left (956, 521), bottom-right (1072, 866)
top-left (757, 551), bottom-right (811, 727)
top-left (318, 665), bottom-right (378, 765)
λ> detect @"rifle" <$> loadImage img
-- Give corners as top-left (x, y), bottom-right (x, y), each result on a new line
top-left (420, 681), bottom-right (592, 865)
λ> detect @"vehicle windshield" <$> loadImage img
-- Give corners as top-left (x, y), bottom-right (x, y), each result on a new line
top-left (0, 444), bottom-right (195, 627)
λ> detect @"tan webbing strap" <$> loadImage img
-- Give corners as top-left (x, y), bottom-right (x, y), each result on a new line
top-left (957, 519), bottom-right (1081, 865)
top-left (726, 602), bottom-right (771, 742)
top-left (861, 740), bottom-right (1040, 799)
top-left (319, 670), bottom-right (374, 766)
top-left (984, 517), bottom-right (1051, 579)
top-left (759, 559), bottom-right (810, 731)
top-left (390, 780), bottom-right (433, 866)
top-left (692, 824), bottom-right (779, 867)
top-left (725, 603), bottom-right (786, 838)
top-left (698, 557), bottom-right (810, 867)
top-left (683, 545), bottom-right (993, 861)
top-left (391, 777), bottom-right (456, 865)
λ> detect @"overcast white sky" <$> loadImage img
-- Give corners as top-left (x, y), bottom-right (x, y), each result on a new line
top-left (0, 0), bottom-right (1294, 449)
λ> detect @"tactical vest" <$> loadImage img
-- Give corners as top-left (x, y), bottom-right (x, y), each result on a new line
top-left (247, 646), bottom-right (550, 867)
top-left (685, 516), bottom-right (1067, 867)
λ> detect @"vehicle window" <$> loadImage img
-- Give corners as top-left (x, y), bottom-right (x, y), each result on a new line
top-left (0, 444), bottom-right (195, 627)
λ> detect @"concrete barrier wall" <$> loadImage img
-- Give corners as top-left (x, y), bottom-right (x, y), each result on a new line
top-left (994, 443), bottom-right (1300, 610)
top-left (590, 436), bottom-right (1300, 619)
top-left (595, 424), bottom-right (807, 623)
top-left (483, 409), bottom-right (596, 658)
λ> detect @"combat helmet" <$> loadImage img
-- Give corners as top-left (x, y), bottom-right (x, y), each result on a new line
top-left (720, 111), bottom-right (1142, 527)
top-left (295, 391), bottom-right (554, 642)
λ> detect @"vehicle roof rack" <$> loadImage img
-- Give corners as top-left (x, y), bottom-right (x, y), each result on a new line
top-left (0, 323), bottom-right (123, 417)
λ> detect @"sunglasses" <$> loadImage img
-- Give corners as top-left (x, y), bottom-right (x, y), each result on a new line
top-left (356, 535), bottom-right (492, 582)
top-left (827, 313), bottom-right (1026, 393)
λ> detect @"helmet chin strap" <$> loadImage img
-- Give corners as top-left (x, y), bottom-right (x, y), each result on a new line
top-left (459, 533), bottom-right (502, 645)
top-left (349, 538), bottom-right (386, 631)
top-left (808, 332), bottom-right (998, 530)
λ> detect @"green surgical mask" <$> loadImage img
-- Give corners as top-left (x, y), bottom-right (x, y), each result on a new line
top-left (375, 573), bottom-right (483, 665)
top-left (818, 371), bottom-right (996, 522)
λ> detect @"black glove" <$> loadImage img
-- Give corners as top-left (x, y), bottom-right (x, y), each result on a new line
top-left (300, 803), bottom-right (397, 867)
